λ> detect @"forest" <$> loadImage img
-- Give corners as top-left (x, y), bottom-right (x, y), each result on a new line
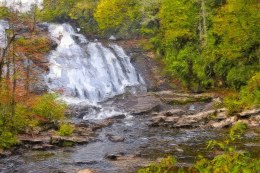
top-left (0, 0), bottom-right (259, 172)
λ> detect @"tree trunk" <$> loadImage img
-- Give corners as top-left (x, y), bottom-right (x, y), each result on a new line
top-left (11, 43), bottom-right (16, 117)
top-left (200, 0), bottom-right (207, 47)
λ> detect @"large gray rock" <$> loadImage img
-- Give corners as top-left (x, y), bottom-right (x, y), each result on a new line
top-left (106, 134), bottom-right (125, 142)
top-left (103, 93), bottom-right (162, 115)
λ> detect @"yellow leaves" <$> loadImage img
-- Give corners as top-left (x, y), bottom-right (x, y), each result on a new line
top-left (94, 0), bottom-right (140, 32)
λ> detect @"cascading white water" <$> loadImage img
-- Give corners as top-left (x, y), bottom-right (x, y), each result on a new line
top-left (0, 0), bottom-right (43, 12)
top-left (47, 23), bottom-right (146, 104)
top-left (0, 20), bottom-right (9, 49)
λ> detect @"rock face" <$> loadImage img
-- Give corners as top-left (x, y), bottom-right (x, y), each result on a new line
top-left (152, 90), bottom-right (213, 104)
top-left (117, 39), bottom-right (172, 91)
top-left (149, 106), bottom-right (260, 129)
top-left (103, 93), bottom-right (162, 115)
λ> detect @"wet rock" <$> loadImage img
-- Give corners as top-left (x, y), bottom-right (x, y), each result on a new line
top-left (18, 135), bottom-right (51, 144)
top-left (107, 114), bottom-right (126, 120)
top-left (32, 144), bottom-right (55, 150)
top-left (161, 109), bottom-right (186, 117)
top-left (238, 109), bottom-right (260, 118)
top-left (149, 108), bottom-right (230, 128)
top-left (127, 94), bottom-right (162, 115)
top-left (173, 110), bottom-right (216, 128)
top-left (105, 154), bottom-right (119, 161)
top-left (109, 35), bottom-right (117, 41)
top-left (69, 104), bottom-right (101, 118)
top-left (211, 116), bottom-right (238, 128)
top-left (248, 115), bottom-right (260, 127)
top-left (148, 116), bottom-right (167, 127)
top-left (104, 93), bottom-right (162, 115)
top-left (106, 134), bottom-right (125, 142)
top-left (91, 119), bottom-right (113, 131)
top-left (0, 150), bottom-right (12, 158)
top-left (74, 126), bottom-right (93, 137)
top-left (165, 116), bottom-right (179, 123)
top-left (215, 110), bottom-right (227, 120)
top-left (174, 147), bottom-right (184, 153)
top-left (77, 169), bottom-right (94, 173)
top-left (153, 91), bottom-right (213, 105)
top-left (51, 135), bottom-right (90, 146)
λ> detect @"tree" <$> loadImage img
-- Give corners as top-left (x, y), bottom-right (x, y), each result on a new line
top-left (94, 0), bottom-right (141, 37)
top-left (39, 0), bottom-right (75, 22)
top-left (69, 0), bottom-right (98, 34)
top-left (211, 0), bottom-right (259, 89)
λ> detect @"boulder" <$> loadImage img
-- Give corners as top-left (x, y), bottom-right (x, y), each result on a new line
top-left (149, 116), bottom-right (167, 127)
top-left (152, 91), bottom-right (212, 105)
top-left (74, 126), bottom-right (93, 137)
top-left (127, 94), bottom-right (162, 115)
top-left (211, 116), bottom-right (238, 128)
top-left (248, 115), bottom-right (260, 127)
top-left (51, 135), bottom-right (90, 146)
top-left (106, 134), bottom-right (125, 142)
top-left (161, 109), bottom-right (186, 117)
top-left (174, 110), bottom-right (216, 128)
top-left (238, 109), bottom-right (260, 118)
top-left (105, 154), bottom-right (119, 161)
top-left (91, 119), bottom-right (114, 131)
top-left (32, 144), bottom-right (55, 150)
top-left (18, 135), bottom-right (51, 145)
top-left (77, 169), bottom-right (94, 173)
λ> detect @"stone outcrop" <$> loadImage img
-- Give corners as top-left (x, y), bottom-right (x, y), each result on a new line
top-left (149, 107), bottom-right (260, 129)
top-left (152, 90), bottom-right (213, 105)
top-left (103, 93), bottom-right (162, 115)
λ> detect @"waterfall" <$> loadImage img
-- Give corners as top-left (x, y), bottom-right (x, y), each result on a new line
top-left (47, 23), bottom-right (146, 104)
top-left (0, 0), bottom-right (43, 12)
top-left (0, 20), bottom-right (9, 49)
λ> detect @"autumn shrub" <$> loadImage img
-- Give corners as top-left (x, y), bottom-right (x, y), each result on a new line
top-left (0, 87), bottom-right (32, 148)
top-left (58, 123), bottom-right (74, 136)
top-left (0, 90), bottom-right (67, 149)
top-left (0, 131), bottom-right (18, 149)
top-left (31, 94), bottom-right (67, 123)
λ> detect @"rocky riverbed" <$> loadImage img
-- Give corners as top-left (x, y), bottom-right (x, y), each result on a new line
top-left (0, 91), bottom-right (259, 173)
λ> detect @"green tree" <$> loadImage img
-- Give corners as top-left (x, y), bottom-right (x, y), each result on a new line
top-left (39, 0), bottom-right (75, 22)
top-left (94, 0), bottom-right (141, 37)
top-left (69, 0), bottom-right (98, 34)
top-left (211, 0), bottom-right (259, 89)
